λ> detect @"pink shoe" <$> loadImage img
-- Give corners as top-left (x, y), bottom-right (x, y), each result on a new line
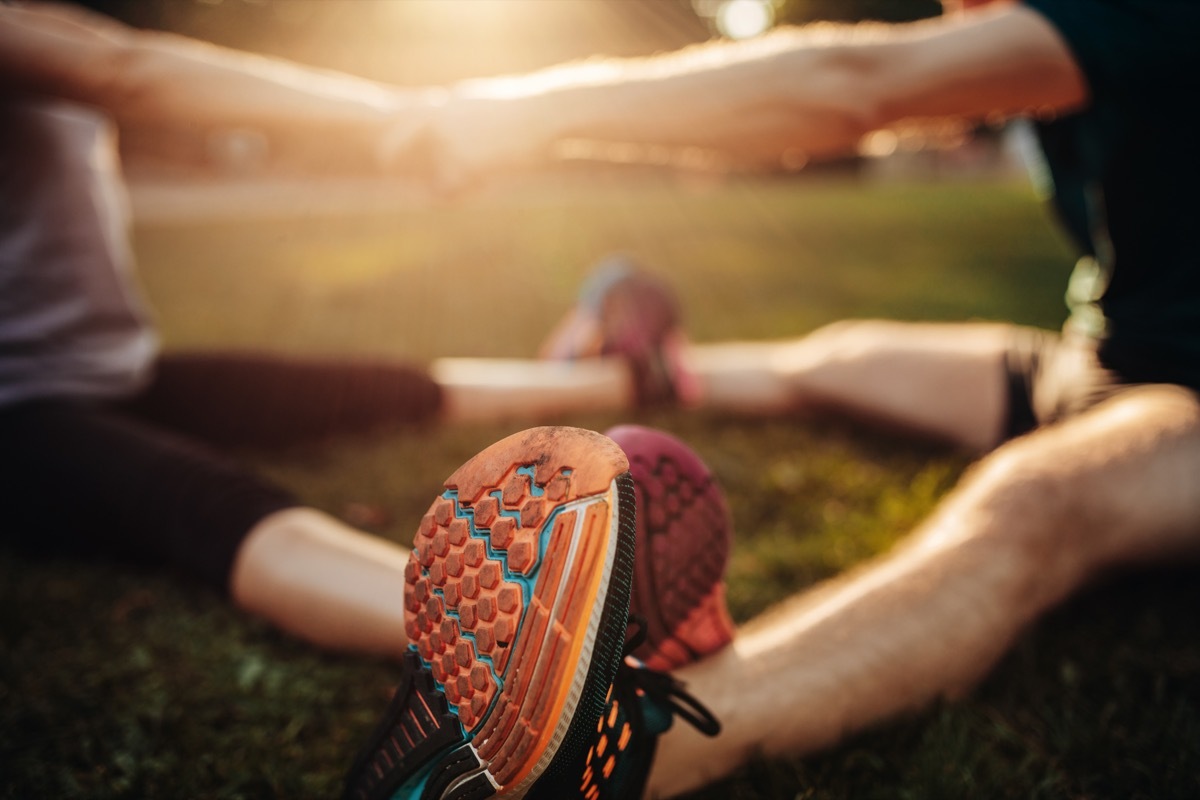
top-left (606, 424), bottom-right (735, 671)
top-left (540, 255), bottom-right (700, 408)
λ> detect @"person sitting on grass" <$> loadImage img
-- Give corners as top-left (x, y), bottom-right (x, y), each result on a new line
top-left (343, 0), bottom-right (1200, 798)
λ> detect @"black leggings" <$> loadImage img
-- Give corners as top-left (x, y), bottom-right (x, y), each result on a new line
top-left (0, 350), bottom-right (442, 591)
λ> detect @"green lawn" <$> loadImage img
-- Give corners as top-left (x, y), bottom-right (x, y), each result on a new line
top-left (3, 173), bottom-right (1198, 799)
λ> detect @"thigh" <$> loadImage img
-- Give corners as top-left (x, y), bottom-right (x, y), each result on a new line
top-left (121, 351), bottom-right (443, 449)
top-left (0, 400), bottom-right (296, 590)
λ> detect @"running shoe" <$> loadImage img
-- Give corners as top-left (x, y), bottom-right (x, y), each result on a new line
top-left (343, 426), bottom-right (637, 800)
top-left (540, 255), bottom-right (699, 408)
top-left (605, 425), bottom-right (735, 672)
top-left (528, 626), bottom-right (721, 800)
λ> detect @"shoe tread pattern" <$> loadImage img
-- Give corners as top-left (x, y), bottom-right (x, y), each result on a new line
top-left (614, 428), bottom-right (735, 671)
top-left (405, 427), bottom-right (629, 795)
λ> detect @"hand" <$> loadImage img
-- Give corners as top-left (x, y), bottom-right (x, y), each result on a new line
top-left (435, 79), bottom-right (560, 191)
top-left (379, 79), bottom-right (559, 196)
top-left (374, 87), bottom-right (446, 186)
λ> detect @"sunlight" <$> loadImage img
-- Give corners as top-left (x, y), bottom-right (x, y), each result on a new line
top-left (373, 0), bottom-right (554, 80)
top-left (715, 0), bottom-right (775, 39)
top-left (368, 0), bottom-right (710, 83)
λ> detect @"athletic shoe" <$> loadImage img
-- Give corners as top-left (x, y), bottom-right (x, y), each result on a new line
top-left (527, 638), bottom-right (721, 800)
top-left (343, 426), bottom-right (637, 800)
top-left (539, 255), bottom-right (699, 408)
top-left (605, 425), bottom-right (735, 671)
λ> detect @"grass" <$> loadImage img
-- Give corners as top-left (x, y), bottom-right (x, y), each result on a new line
top-left (3, 171), bottom-right (1198, 799)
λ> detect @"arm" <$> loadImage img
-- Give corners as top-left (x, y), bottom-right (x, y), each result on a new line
top-left (0, 2), bottom-right (426, 166)
top-left (432, 3), bottom-right (1087, 179)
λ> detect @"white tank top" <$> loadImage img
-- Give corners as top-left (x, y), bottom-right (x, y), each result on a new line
top-left (0, 99), bottom-right (157, 408)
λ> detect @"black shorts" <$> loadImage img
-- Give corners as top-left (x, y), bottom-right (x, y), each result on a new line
top-left (1003, 327), bottom-right (1199, 439)
top-left (0, 351), bottom-right (442, 591)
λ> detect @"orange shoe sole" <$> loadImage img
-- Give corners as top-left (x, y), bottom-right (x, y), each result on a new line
top-left (344, 426), bottom-right (636, 800)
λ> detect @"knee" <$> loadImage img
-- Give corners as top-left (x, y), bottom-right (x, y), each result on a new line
top-left (948, 441), bottom-right (1093, 572)
top-left (803, 319), bottom-right (900, 356)
top-left (902, 446), bottom-right (1089, 618)
top-left (777, 319), bottom-right (906, 386)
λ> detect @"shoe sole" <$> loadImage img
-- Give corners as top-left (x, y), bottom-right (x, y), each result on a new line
top-left (605, 425), bottom-right (734, 671)
top-left (344, 426), bottom-right (636, 800)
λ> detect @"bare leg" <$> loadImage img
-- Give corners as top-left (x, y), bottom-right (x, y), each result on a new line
top-left (648, 385), bottom-right (1200, 798)
top-left (229, 507), bottom-right (413, 659)
top-left (436, 319), bottom-right (1013, 442)
top-left (687, 320), bottom-right (1015, 451)
top-left (432, 357), bottom-right (632, 424)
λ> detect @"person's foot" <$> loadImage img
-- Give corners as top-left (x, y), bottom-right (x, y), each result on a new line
top-left (606, 425), bottom-right (736, 671)
top-left (342, 426), bottom-right (636, 800)
top-left (540, 255), bottom-right (699, 408)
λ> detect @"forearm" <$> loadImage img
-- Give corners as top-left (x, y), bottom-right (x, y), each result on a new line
top-left (1, 3), bottom-right (407, 157)
top-left (456, 27), bottom-right (889, 168)
top-left (540, 4), bottom-right (1085, 158)
top-left (98, 35), bottom-right (399, 140)
top-left (436, 4), bottom-right (1085, 179)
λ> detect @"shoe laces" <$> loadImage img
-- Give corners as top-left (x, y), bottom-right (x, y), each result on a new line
top-left (622, 614), bottom-right (721, 738)
top-left (566, 616), bottom-right (720, 800)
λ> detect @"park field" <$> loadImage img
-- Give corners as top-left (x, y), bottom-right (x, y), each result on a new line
top-left (3, 173), bottom-right (1198, 799)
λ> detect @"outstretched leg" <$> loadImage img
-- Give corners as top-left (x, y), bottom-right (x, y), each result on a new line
top-left (648, 384), bottom-right (1200, 797)
top-left (110, 350), bottom-right (632, 658)
top-left (536, 259), bottom-right (1022, 449)
top-left (230, 507), bottom-right (415, 659)
top-left (687, 319), bottom-right (1016, 452)
top-left (125, 349), bottom-right (634, 441)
